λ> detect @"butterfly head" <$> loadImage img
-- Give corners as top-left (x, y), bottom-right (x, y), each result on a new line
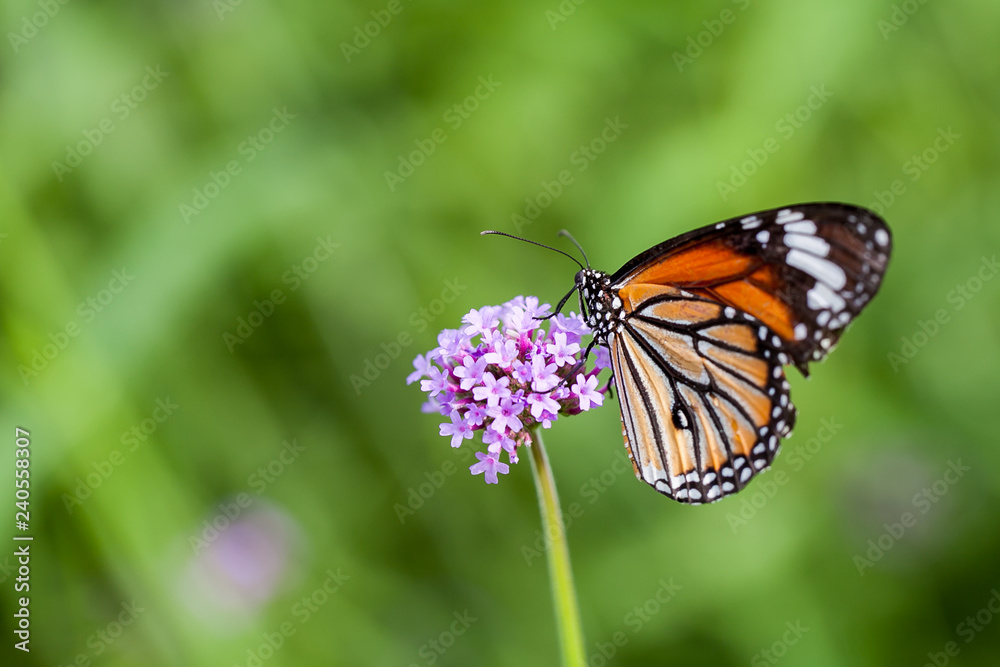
top-left (575, 268), bottom-right (624, 343)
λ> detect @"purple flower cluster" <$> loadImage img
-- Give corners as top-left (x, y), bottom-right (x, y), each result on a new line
top-left (408, 296), bottom-right (610, 484)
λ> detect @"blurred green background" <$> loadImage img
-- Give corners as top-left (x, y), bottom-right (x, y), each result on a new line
top-left (2, 0), bottom-right (999, 665)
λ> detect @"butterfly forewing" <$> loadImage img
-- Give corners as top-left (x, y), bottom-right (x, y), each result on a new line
top-left (611, 203), bottom-right (891, 374)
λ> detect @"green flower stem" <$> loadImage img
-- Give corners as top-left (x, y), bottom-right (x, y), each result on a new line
top-left (528, 427), bottom-right (586, 667)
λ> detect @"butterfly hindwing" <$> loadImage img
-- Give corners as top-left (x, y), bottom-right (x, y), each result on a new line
top-left (609, 288), bottom-right (795, 504)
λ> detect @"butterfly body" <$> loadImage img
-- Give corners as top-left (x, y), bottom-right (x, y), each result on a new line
top-left (570, 203), bottom-right (891, 504)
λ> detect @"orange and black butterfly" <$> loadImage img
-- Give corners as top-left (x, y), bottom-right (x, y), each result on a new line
top-left (487, 203), bottom-right (891, 504)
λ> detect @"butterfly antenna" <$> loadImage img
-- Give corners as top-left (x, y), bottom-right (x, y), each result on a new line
top-left (557, 229), bottom-right (590, 268)
top-left (535, 284), bottom-right (578, 321)
top-left (480, 230), bottom-right (584, 270)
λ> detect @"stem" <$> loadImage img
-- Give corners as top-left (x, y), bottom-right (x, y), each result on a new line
top-left (528, 428), bottom-right (586, 667)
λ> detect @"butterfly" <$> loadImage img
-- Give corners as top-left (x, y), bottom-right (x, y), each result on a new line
top-left (486, 203), bottom-right (891, 504)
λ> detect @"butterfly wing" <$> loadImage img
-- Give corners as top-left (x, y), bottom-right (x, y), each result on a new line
top-left (611, 203), bottom-right (892, 374)
top-left (607, 203), bottom-right (891, 503)
top-left (609, 289), bottom-right (794, 503)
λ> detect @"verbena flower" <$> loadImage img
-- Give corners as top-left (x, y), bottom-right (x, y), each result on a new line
top-left (408, 296), bottom-right (610, 484)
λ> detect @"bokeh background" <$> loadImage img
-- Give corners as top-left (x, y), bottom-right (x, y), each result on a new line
top-left (2, 0), bottom-right (1000, 665)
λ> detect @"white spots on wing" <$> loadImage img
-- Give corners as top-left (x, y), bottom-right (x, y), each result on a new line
top-left (787, 250), bottom-right (847, 289)
top-left (741, 216), bottom-right (761, 229)
top-left (734, 456), bottom-right (746, 469)
top-left (816, 311), bottom-right (831, 326)
top-left (758, 326), bottom-right (768, 340)
top-left (688, 488), bottom-right (703, 501)
top-left (752, 443), bottom-right (765, 455)
top-left (784, 220), bottom-right (817, 234)
top-left (706, 485), bottom-right (721, 500)
top-left (643, 464), bottom-right (668, 484)
top-left (768, 435), bottom-right (779, 451)
top-left (771, 335), bottom-right (781, 348)
top-left (784, 233), bottom-right (830, 256)
top-left (807, 282), bottom-right (847, 312)
top-left (721, 466), bottom-right (734, 478)
top-left (794, 323), bottom-right (807, 340)
top-left (675, 488), bottom-right (689, 500)
top-left (724, 306), bottom-right (736, 319)
top-left (776, 209), bottom-right (805, 224)
top-left (686, 471), bottom-right (699, 483)
top-left (612, 296), bottom-right (621, 308)
top-left (773, 366), bottom-right (782, 378)
top-left (875, 228), bottom-right (889, 246)
top-left (716, 222), bottom-right (726, 229)
top-left (703, 471), bottom-right (716, 485)
top-left (722, 481), bottom-right (735, 492)
top-left (753, 458), bottom-right (766, 470)
top-left (740, 466), bottom-right (753, 482)
top-left (756, 230), bottom-right (770, 244)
